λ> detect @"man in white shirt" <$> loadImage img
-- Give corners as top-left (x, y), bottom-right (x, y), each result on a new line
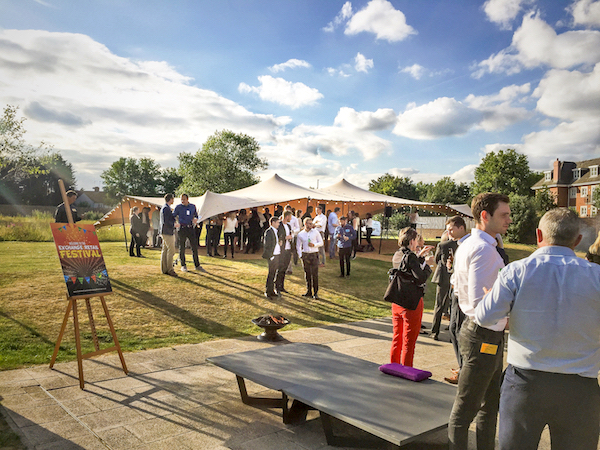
top-left (476, 208), bottom-right (600, 450)
top-left (285, 205), bottom-right (301, 271)
top-left (313, 206), bottom-right (327, 266)
top-left (296, 218), bottom-right (323, 299)
top-left (448, 192), bottom-right (511, 450)
top-left (275, 211), bottom-right (294, 294)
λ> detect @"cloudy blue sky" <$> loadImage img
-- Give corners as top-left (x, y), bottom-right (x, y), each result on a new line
top-left (1, 0), bottom-right (599, 190)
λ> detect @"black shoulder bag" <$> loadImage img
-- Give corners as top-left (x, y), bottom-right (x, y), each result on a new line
top-left (383, 252), bottom-right (423, 310)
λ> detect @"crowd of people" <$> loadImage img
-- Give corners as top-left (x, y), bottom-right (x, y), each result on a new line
top-left (386, 192), bottom-right (600, 450)
top-left (55, 190), bottom-right (600, 450)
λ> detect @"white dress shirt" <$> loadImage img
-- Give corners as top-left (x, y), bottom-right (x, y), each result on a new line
top-left (475, 246), bottom-right (600, 377)
top-left (296, 228), bottom-right (323, 258)
top-left (270, 226), bottom-right (281, 256)
top-left (289, 215), bottom-right (300, 235)
top-left (313, 213), bottom-right (327, 234)
top-left (453, 228), bottom-right (507, 331)
top-left (281, 222), bottom-right (292, 250)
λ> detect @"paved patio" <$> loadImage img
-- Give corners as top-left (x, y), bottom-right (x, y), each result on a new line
top-left (0, 313), bottom-right (563, 449)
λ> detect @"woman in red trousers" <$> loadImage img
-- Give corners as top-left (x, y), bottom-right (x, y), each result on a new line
top-left (389, 227), bottom-right (433, 367)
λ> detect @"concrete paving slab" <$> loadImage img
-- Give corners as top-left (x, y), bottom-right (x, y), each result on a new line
top-left (1, 312), bottom-right (594, 450)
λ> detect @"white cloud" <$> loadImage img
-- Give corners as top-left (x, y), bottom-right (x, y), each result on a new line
top-left (483, 0), bottom-right (532, 29)
top-left (533, 63), bottom-right (600, 121)
top-left (238, 75), bottom-right (323, 109)
top-left (0, 29), bottom-right (292, 184)
top-left (473, 12), bottom-right (600, 77)
top-left (451, 164), bottom-right (478, 183)
top-left (345, 0), bottom-right (416, 42)
top-left (267, 107), bottom-right (395, 161)
top-left (569, 0), bottom-right (600, 27)
top-left (354, 52), bottom-right (374, 73)
top-left (393, 97), bottom-right (482, 139)
top-left (323, 1), bottom-right (353, 32)
top-left (400, 63), bottom-right (425, 80)
top-left (333, 107), bottom-right (397, 131)
top-left (465, 83), bottom-right (532, 131)
top-left (269, 59), bottom-right (312, 73)
top-left (326, 67), bottom-right (351, 77)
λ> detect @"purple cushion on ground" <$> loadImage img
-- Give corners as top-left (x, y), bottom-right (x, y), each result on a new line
top-left (379, 363), bottom-right (432, 382)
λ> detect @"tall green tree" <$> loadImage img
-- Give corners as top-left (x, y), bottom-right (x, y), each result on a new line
top-left (1, 105), bottom-right (75, 205)
top-left (159, 167), bottom-right (183, 195)
top-left (368, 174), bottom-right (418, 200)
top-left (101, 157), bottom-right (162, 202)
top-left (472, 149), bottom-right (539, 197)
top-left (419, 177), bottom-right (471, 204)
top-left (177, 130), bottom-right (267, 195)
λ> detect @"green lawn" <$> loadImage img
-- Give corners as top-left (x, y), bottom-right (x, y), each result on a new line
top-left (0, 239), bottom-right (541, 371)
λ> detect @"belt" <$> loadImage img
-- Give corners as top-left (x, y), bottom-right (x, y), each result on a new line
top-left (303, 252), bottom-right (318, 256)
top-left (464, 317), bottom-right (503, 337)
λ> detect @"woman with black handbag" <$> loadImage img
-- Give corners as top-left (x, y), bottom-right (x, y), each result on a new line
top-left (388, 227), bottom-right (434, 366)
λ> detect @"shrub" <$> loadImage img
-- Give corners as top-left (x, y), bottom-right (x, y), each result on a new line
top-left (506, 194), bottom-right (538, 244)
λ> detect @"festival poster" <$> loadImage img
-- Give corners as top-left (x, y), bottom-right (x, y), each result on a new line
top-left (51, 223), bottom-right (112, 298)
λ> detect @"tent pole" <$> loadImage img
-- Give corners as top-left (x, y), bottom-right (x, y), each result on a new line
top-left (121, 198), bottom-right (129, 252)
top-left (379, 202), bottom-right (387, 255)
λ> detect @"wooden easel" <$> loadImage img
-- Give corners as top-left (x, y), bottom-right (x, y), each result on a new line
top-left (49, 180), bottom-right (128, 389)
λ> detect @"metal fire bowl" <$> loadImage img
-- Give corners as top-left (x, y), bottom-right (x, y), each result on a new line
top-left (251, 317), bottom-right (290, 342)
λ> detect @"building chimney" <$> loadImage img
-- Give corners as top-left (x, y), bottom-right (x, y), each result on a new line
top-left (553, 159), bottom-right (561, 182)
top-left (93, 187), bottom-right (100, 192)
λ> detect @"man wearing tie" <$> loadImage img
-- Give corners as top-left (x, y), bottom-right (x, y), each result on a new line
top-left (262, 216), bottom-right (282, 298)
top-left (276, 211), bottom-right (294, 295)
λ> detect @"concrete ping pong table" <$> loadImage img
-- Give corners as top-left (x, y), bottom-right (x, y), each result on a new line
top-left (207, 343), bottom-right (457, 449)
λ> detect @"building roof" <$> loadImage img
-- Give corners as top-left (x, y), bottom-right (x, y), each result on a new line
top-left (532, 157), bottom-right (600, 190)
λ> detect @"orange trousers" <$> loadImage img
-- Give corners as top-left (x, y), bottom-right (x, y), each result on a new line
top-left (390, 299), bottom-right (423, 367)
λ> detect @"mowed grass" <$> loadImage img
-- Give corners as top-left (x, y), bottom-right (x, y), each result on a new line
top-left (0, 238), bottom-right (540, 371)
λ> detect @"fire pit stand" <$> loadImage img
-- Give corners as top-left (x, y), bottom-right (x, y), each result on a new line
top-left (251, 315), bottom-right (290, 342)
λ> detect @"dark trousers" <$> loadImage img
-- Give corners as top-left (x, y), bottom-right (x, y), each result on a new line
top-left (214, 225), bottom-right (222, 254)
top-left (448, 318), bottom-right (504, 450)
top-left (194, 222), bottom-right (203, 247)
top-left (351, 238), bottom-right (358, 257)
top-left (265, 254), bottom-right (280, 295)
top-left (449, 291), bottom-right (465, 368)
top-left (178, 226), bottom-right (200, 268)
top-left (339, 246), bottom-right (352, 276)
top-left (275, 249), bottom-right (292, 291)
top-left (431, 280), bottom-right (451, 337)
top-left (223, 232), bottom-right (236, 256)
top-left (301, 252), bottom-right (319, 295)
top-left (499, 365), bottom-right (600, 450)
top-left (365, 228), bottom-right (373, 249)
top-left (130, 235), bottom-right (142, 256)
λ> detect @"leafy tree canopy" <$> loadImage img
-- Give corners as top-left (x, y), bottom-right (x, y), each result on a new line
top-left (101, 157), bottom-right (163, 202)
top-left (177, 130), bottom-right (267, 195)
top-left (416, 177), bottom-right (471, 204)
top-left (368, 173), bottom-right (418, 200)
top-left (472, 149), bottom-right (539, 196)
top-left (1, 105), bottom-right (76, 205)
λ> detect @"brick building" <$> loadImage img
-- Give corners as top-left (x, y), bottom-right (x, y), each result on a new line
top-left (532, 158), bottom-right (600, 218)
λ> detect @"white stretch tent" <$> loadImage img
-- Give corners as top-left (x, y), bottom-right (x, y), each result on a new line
top-left (94, 174), bottom-right (471, 229)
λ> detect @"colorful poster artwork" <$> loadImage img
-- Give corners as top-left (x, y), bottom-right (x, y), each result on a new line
top-left (51, 223), bottom-right (112, 298)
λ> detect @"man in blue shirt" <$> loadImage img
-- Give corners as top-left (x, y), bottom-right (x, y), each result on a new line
top-left (334, 216), bottom-right (356, 278)
top-left (173, 193), bottom-right (205, 273)
top-left (475, 208), bottom-right (600, 450)
top-left (160, 193), bottom-right (178, 277)
top-left (327, 207), bottom-right (340, 259)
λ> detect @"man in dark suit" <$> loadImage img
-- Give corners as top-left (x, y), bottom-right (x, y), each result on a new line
top-left (430, 222), bottom-right (461, 340)
top-left (275, 211), bottom-right (294, 294)
top-left (262, 216), bottom-right (282, 298)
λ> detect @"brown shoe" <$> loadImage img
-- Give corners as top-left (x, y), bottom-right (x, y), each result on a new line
top-left (444, 373), bottom-right (459, 385)
top-left (442, 313), bottom-right (451, 321)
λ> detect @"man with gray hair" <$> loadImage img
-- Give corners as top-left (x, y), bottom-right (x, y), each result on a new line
top-left (475, 208), bottom-right (600, 450)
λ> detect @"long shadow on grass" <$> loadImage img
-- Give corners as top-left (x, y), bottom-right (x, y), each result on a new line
top-left (110, 279), bottom-right (247, 338)
top-left (0, 309), bottom-right (55, 346)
